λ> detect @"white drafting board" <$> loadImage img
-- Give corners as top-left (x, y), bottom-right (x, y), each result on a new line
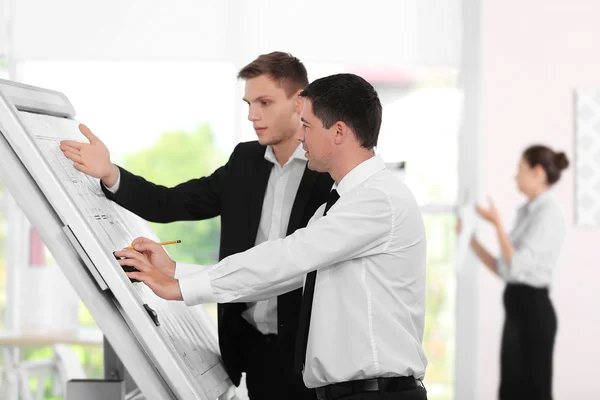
top-left (0, 79), bottom-right (231, 400)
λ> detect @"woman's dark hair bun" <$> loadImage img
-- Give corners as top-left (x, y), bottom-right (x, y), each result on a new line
top-left (523, 145), bottom-right (569, 185)
top-left (554, 152), bottom-right (569, 171)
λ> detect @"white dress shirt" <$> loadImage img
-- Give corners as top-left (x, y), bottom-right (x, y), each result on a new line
top-left (176, 155), bottom-right (428, 388)
top-left (108, 144), bottom-right (308, 335)
top-left (242, 144), bottom-right (307, 334)
top-left (496, 190), bottom-right (567, 288)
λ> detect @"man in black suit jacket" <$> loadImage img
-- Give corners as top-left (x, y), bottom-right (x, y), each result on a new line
top-left (60, 52), bottom-right (333, 400)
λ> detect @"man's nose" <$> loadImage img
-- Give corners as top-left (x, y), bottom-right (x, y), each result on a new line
top-left (247, 106), bottom-right (260, 122)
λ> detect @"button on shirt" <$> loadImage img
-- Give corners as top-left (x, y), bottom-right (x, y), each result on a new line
top-left (496, 190), bottom-right (567, 288)
top-left (175, 155), bottom-right (428, 388)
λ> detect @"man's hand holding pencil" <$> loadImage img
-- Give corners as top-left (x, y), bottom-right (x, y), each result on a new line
top-left (114, 237), bottom-right (183, 301)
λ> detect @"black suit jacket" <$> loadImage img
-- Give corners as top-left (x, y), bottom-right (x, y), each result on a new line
top-left (102, 141), bottom-right (334, 387)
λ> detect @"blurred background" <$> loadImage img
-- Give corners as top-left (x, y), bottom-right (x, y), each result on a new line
top-left (0, 0), bottom-right (599, 399)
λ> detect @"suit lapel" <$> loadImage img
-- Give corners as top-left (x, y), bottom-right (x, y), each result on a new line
top-left (286, 165), bottom-right (319, 235)
top-left (247, 156), bottom-right (273, 247)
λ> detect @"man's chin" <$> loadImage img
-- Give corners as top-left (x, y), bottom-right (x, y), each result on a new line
top-left (306, 160), bottom-right (323, 172)
top-left (257, 136), bottom-right (279, 146)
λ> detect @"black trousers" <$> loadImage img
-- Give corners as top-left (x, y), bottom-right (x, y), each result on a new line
top-left (241, 322), bottom-right (315, 400)
top-left (500, 283), bottom-right (557, 400)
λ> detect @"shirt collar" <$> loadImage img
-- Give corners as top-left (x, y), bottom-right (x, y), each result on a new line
top-left (335, 155), bottom-right (386, 196)
top-left (522, 189), bottom-right (554, 214)
top-left (264, 143), bottom-right (307, 165)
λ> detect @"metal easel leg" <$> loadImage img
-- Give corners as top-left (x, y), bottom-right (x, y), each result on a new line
top-left (65, 337), bottom-right (139, 400)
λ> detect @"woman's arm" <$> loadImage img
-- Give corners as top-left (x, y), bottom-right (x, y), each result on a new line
top-left (470, 236), bottom-right (498, 275)
top-left (495, 220), bottom-right (515, 265)
top-left (474, 197), bottom-right (515, 271)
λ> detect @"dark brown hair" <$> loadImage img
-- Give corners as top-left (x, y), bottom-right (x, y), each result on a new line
top-left (523, 145), bottom-right (569, 185)
top-left (237, 51), bottom-right (308, 97)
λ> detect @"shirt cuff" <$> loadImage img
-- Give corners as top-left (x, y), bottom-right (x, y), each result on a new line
top-left (103, 170), bottom-right (121, 193)
top-left (174, 262), bottom-right (201, 279)
top-left (178, 268), bottom-right (216, 306)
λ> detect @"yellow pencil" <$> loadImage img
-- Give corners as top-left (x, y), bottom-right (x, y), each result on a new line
top-left (127, 240), bottom-right (181, 249)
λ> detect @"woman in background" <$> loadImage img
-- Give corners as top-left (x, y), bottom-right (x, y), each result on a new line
top-left (459, 145), bottom-right (569, 400)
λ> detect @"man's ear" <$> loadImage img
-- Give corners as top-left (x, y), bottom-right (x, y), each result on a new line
top-left (333, 121), bottom-right (349, 145)
top-left (294, 90), bottom-right (304, 114)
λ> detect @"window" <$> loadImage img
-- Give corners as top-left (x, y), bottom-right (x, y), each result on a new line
top-left (377, 71), bottom-right (460, 400)
top-left (21, 62), bottom-right (238, 326)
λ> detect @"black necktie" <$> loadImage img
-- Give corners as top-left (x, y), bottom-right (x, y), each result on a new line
top-left (294, 189), bottom-right (340, 374)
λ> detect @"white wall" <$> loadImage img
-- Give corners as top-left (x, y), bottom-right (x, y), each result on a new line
top-left (476, 1), bottom-right (600, 398)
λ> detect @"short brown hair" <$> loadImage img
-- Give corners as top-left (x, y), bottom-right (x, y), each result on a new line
top-left (238, 51), bottom-right (308, 97)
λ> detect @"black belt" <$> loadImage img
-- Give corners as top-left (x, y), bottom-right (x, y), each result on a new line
top-left (315, 377), bottom-right (422, 400)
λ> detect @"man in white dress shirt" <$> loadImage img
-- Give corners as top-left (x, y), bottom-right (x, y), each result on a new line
top-left (116, 73), bottom-right (429, 400)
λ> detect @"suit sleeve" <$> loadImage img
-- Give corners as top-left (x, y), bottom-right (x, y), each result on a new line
top-left (101, 144), bottom-right (240, 223)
